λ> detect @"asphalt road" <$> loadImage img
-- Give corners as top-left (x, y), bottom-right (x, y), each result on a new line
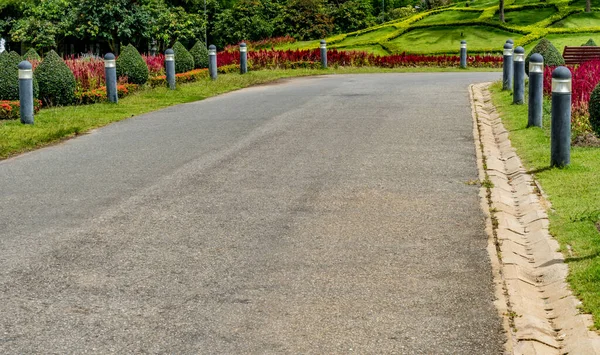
top-left (0, 73), bottom-right (504, 353)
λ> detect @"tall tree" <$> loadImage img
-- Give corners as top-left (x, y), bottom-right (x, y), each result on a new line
top-left (586, 0), bottom-right (591, 13)
top-left (499, 0), bottom-right (505, 22)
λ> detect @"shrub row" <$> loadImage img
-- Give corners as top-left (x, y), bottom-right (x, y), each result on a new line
top-left (75, 84), bottom-right (140, 105)
top-left (148, 69), bottom-right (209, 88)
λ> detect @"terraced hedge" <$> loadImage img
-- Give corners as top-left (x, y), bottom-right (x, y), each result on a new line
top-left (279, 0), bottom-right (600, 55)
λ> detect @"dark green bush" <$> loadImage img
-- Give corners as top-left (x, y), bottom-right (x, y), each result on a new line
top-left (0, 51), bottom-right (21, 100)
top-left (189, 41), bottom-right (209, 69)
top-left (589, 83), bottom-right (600, 136)
top-left (525, 38), bottom-right (565, 75)
top-left (116, 44), bottom-right (149, 85)
top-left (173, 41), bottom-right (195, 73)
top-left (0, 51), bottom-right (39, 100)
top-left (582, 38), bottom-right (597, 46)
top-left (23, 48), bottom-right (41, 61)
top-left (34, 50), bottom-right (76, 106)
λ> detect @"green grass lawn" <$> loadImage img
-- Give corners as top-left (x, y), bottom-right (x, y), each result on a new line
top-left (551, 11), bottom-right (600, 28)
top-left (499, 7), bottom-right (558, 26)
top-left (387, 26), bottom-right (521, 53)
top-left (490, 81), bottom-right (600, 329)
top-left (333, 44), bottom-right (390, 55)
top-left (524, 33), bottom-right (600, 52)
top-left (469, 0), bottom-right (500, 9)
top-left (333, 26), bottom-right (397, 47)
top-left (416, 10), bottom-right (482, 25)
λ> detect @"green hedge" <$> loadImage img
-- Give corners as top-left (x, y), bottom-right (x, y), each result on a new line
top-left (116, 44), bottom-right (149, 85)
top-left (0, 51), bottom-right (39, 101)
top-left (589, 83), bottom-right (600, 136)
top-left (34, 50), bottom-right (76, 106)
top-left (173, 41), bottom-right (195, 74)
top-left (23, 48), bottom-right (41, 61)
top-left (190, 41), bottom-right (209, 69)
top-left (525, 38), bottom-right (565, 75)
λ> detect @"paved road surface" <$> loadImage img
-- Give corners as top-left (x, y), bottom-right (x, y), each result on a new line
top-left (0, 73), bottom-right (504, 353)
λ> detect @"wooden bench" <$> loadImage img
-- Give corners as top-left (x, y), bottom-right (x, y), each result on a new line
top-left (563, 46), bottom-right (600, 65)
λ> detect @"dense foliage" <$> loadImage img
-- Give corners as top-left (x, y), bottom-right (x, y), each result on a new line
top-left (173, 41), bottom-right (195, 73)
top-left (34, 50), bottom-right (76, 106)
top-left (190, 41), bottom-right (209, 69)
top-left (23, 48), bottom-right (40, 61)
top-left (525, 38), bottom-right (565, 75)
top-left (0, 51), bottom-right (21, 100)
top-left (583, 38), bottom-right (597, 47)
top-left (116, 44), bottom-right (150, 85)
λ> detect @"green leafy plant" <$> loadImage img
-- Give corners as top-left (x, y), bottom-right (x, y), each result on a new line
top-left (34, 50), bottom-right (76, 106)
top-left (22, 48), bottom-right (41, 61)
top-left (116, 44), bottom-right (149, 85)
top-left (172, 41), bottom-right (195, 74)
top-left (588, 82), bottom-right (600, 136)
top-left (189, 41), bottom-right (209, 69)
top-left (582, 38), bottom-right (597, 46)
top-left (525, 38), bottom-right (565, 75)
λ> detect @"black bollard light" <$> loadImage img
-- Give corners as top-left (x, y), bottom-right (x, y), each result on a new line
top-left (513, 46), bottom-right (525, 104)
top-left (528, 53), bottom-right (544, 128)
top-left (320, 40), bottom-right (327, 69)
top-left (209, 45), bottom-right (217, 80)
top-left (502, 42), bottom-right (513, 91)
top-left (240, 42), bottom-right (247, 74)
top-left (104, 53), bottom-right (118, 103)
top-left (165, 48), bottom-right (176, 90)
top-left (550, 66), bottom-right (572, 167)
top-left (460, 40), bottom-right (467, 69)
top-left (18, 60), bottom-right (34, 125)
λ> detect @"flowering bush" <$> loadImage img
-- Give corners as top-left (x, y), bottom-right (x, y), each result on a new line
top-left (64, 55), bottom-right (105, 91)
top-left (0, 99), bottom-right (42, 120)
top-left (143, 54), bottom-right (165, 76)
top-left (74, 84), bottom-right (140, 105)
top-left (148, 69), bottom-right (209, 88)
top-left (216, 48), bottom-right (503, 69)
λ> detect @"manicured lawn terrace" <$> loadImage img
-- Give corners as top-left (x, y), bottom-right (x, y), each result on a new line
top-left (551, 11), bottom-right (600, 28)
top-left (386, 26), bottom-right (522, 54)
top-left (500, 7), bottom-right (558, 26)
top-left (333, 26), bottom-right (397, 47)
top-left (490, 82), bottom-right (600, 329)
top-left (0, 67), bottom-right (500, 160)
top-left (524, 32), bottom-right (600, 52)
top-left (415, 10), bottom-right (482, 25)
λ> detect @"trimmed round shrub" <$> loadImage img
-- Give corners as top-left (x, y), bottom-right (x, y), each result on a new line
top-left (0, 51), bottom-right (39, 100)
top-left (173, 41), bottom-right (195, 73)
top-left (23, 48), bottom-right (41, 61)
top-left (116, 44), bottom-right (149, 85)
top-left (0, 51), bottom-right (21, 100)
top-left (588, 83), bottom-right (600, 136)
top-left (525, 38), bottom-right (565, 75)
top-left (34, 50), bottom-right (76, 106)
top-left (189, 41), bottom-right (209, 69)
top-left (582, 38), bottom-right (597, 46)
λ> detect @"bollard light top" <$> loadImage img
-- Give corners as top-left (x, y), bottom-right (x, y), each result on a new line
top-left (503, 43), bottom-right (513, 50)
top-left (506, 38), bottom-right (514, 44)
top-left (320, 40), bottom-right (326, 44)
top-left (240, 42), bottom-right (246, 47)
top-left (18, 60), bottom-right (32, 70)
top-left (514, 46), bottom-right (524, 54)
top-left (461, 40), bottom-right (466, 44)
top-left (209, 44), bottom-right (216, 50)
top-left (165, 48), bottom-right (174, 55)
top-left (530, 53), bottom-right (544, 64)
top-left (104, 52), bottom-right (115, 60)
top-left (552, 66), bottom-right (571, 80)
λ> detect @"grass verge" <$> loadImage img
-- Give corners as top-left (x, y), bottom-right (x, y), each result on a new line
top-left (490, 81), bottom-right (600, 329)
top-left (1, 67), bottom-right (499, 160)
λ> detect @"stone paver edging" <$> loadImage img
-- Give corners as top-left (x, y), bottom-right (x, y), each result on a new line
top-left (470, 83), bottom-right (600, 354)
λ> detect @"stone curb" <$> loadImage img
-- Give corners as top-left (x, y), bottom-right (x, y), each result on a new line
top-left (469, 83), bottom-right (600, 355)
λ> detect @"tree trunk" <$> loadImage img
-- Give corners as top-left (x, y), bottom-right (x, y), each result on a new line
top-left (499, 0), bottom-right (505, 22)
top-left (586, 0), bottom-right (591, 12)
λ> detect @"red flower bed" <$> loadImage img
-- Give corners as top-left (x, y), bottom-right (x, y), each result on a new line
top-left (543, 61), bottom-right (600, 111)
top-left (0, 100), bottom-right (42, 120)
top-left (143, 54), bottom-right (165, 76)
top-left (148, 68), bottom-right (209, 88)
top-left (64, 56), bottom-right (106, 91)
top-left (216, 48), bottom-right (503, 69)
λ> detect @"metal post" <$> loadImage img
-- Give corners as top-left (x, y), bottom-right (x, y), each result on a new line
top-left (240, 42), bottom-right (247, 74)
top-left (460, 40), bottom-right (467, 69)
top-left (513, 46), bottom-right (525, 104)
top-left (104, 53), bottom-right (118, 103)
top-left (502, 43), bottom-right (513, 91)
top-left (320, 40), bottom-right (327, 69)
top-left (550, 66), bottom-right (572, 167)
top-left (165, 49), bottom-right (176, 90)
top-left (528, 53), bottom-right (544, 128)
top-left (209, 45), bottom-right (217, 80)
top-left (18, 60), bottom-right (34, 125)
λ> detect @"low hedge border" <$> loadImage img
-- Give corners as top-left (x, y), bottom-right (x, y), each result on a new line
top-left (148, 69), bottom-right (210, 88)
top-left (0, 100), bottom-right (43, 120)
top-left (75, 84), bottom-right (140, 105)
